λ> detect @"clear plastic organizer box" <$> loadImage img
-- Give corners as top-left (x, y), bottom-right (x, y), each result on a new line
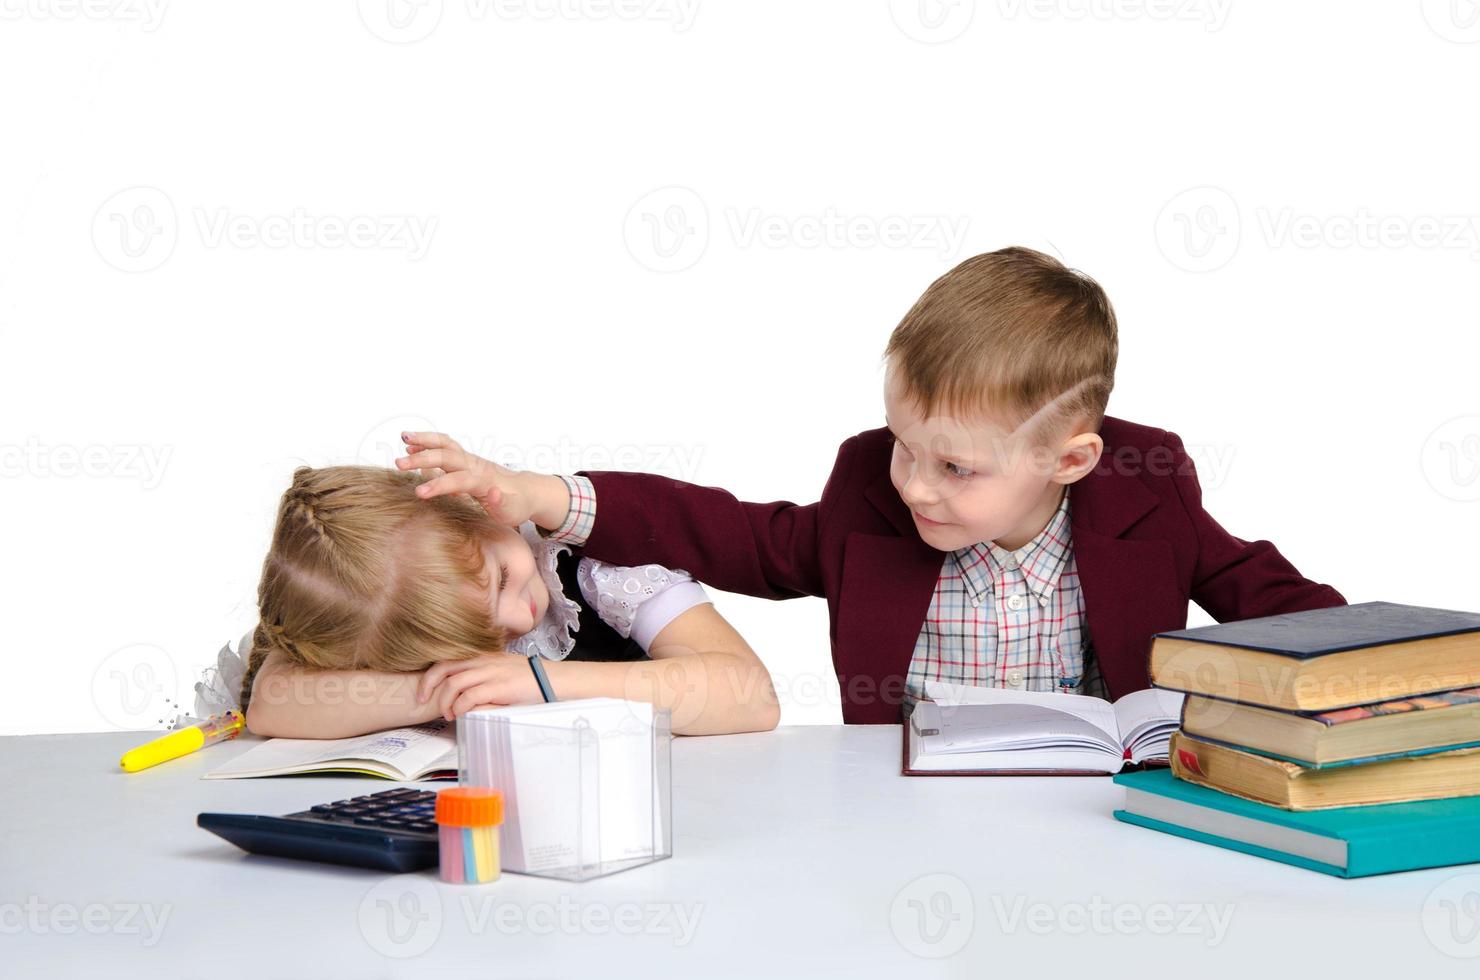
top-left (456, 704), bottom-right (673, 882)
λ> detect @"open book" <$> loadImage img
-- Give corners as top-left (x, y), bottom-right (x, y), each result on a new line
top-left (202, 720), bottom-right (458, 781)
top-left (903, 681), bottom-right (1181, 775)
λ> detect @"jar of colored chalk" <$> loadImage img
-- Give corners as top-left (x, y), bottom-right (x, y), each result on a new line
top-left (434, 787), bottom-right (503, 884)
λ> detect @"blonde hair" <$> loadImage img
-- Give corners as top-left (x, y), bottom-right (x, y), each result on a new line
top-left (882, 246), bottom-right (1118, 446)
top-left (239, 465), bottom-right (508, 715)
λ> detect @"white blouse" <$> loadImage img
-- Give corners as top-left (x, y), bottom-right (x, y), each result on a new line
top-left (505, 521), bottom-right (711, 661)
top-left (576, 557), bottom-right (711, 651)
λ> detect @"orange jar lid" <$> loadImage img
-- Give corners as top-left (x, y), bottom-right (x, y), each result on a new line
top-left (435, 787), bottom-right (504, 827)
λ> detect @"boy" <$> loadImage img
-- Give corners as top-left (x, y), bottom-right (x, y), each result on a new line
top-left (402, 247), bottom-right (1346, 723)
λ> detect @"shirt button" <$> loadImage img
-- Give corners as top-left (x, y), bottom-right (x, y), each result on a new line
top-left (1006, 594), bottom-right (1026, 611)
top-left (1006, 670), bottom-right (1025, 688)
top-left (1005, 556), bottom-right (1018, 569)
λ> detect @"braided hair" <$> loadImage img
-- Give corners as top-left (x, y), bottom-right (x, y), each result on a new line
top-left (240, 465), bottom-right (509, 716)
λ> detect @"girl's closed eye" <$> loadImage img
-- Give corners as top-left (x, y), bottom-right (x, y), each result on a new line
top-left (498, 564), bottom-right (510, 591)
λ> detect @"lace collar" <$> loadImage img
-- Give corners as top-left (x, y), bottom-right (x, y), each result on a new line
top-left (504, 520), bottom-right (584, 662)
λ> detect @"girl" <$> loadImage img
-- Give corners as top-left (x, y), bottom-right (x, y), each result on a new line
top-left (198, 459), bottom-right (779, 739)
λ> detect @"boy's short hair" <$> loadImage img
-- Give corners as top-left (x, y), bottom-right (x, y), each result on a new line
top-left (882, 246), bottom-right (1118, 446)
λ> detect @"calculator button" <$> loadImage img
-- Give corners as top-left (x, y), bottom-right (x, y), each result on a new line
top-left (406, 822), bottom-right (436, 832)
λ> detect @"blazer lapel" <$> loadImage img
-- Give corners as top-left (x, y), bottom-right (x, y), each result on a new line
top-left (833, 475), bottom-right (946, 714)
top-left (1068, 461), bottom-right (1185, 696)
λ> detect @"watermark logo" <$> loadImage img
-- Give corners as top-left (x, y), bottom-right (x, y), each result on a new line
top-left (990, 894), bottom-right (1234, 944)
top-left (1421, 415), bottom-right (1480, 503)
top-left (0, 898), bottom-right (172, 945)
top-left (624, 186), bottom-right (709, 273)
top-left (0, 0), bottom-right (169, 29)
top-left (358, 0), bottom-right (698, 41)
top-left (92, 186), bottom-right (178, 273)
top-left (1422, 873), bottom-right (1480, 957)
top-left (0, 437), bottom-right (172, 488)
top-left (358, 875), bottom-right (443, 958)
top-left (1155, 186), bottom-right (1240, 273)
top-left (624, 186), bottom-right (970, 272)
top-left (890, 873), bottom-right (974, 958)
top-left (1421, 0), bottom-right (1480, 43)
top-left (888, 0), bottom-right (975, 43)
top-left (995, 0), bottom-right (1231, 30)
top-left (91, 643), bottom-right (181, 730)
top-left (358, 0), bottom-right (444, 42)
top-left (358, 415), bottom-right (443, 469)
top-left (92, 186), bottom-right (438, 272)
top-left (1156, 185), bottom-right (1480, 270)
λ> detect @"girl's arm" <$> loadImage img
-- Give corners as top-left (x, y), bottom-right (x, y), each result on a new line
top-left (542, 602), bottom-right (781, 736)
top-left (244, 648), bottom-right (445, 739)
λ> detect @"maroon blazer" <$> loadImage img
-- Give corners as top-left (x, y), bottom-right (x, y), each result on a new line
top-left (573, 418), bottom-right (1347, 724)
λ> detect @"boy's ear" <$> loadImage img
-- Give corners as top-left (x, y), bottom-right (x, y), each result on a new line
top-left (1054, 433), bottom-right (1103, 484)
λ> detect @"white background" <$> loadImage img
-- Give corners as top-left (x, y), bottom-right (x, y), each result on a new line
top-left (3, 1), bottom-right (1477, 736)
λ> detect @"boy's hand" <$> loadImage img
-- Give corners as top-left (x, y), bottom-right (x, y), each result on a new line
top-left (417, 652), bottom-right (543, 721)
top-left (398, 431), bottom-right (564, 528)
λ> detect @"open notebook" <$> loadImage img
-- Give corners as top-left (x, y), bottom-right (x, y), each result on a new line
top-left (203, 720), bottom-right (458, 781)
top-left (903, 681), bottom-right (1181, 775)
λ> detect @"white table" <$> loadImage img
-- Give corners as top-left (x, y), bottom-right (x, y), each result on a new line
top-left (3, 725), bottom-right (1476, 978)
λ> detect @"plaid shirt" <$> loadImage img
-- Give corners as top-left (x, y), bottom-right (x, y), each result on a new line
top-left (545, 474), bottom-right (1103, 707)
top-left (905, 486), bottom-right (1103, 706)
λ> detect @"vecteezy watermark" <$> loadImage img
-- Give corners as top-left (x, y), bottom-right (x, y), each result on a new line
top-left (92, 186), bottom-right (438, 272)
top-left (993, 0), bottom-right (1231, 29)
top-left (989, 894), bottom-right (1235, 945)
top-left (889, 0), bottom-right (1230, 43)
top-left (357, 415), bottom-right (708, 482)
top-left (91, 643), bottom-right (183, 730)
top-left (0, 437), bottom-right (172, 489)
top-left (1421, 0), bottom-right (1480, 43)
top-left (888, 0), bottom-right (976, 43)
top-left (356, 0), bottom-right (698, 43)
top-left (357, 876), bottom-right (703, 958)
top-left (623, 186), bottom-right (970, 272)
top-left (1421, 415), bottom-right (1480, 503)
top-left (890, 873), bottom-right (975, 958)
top-left (0, 898), bottom-right (172, 946)
top-left (1422, 873), bottom-right (1480, 958)
top-left (1156, 185), bottom-right (1480, 272)
top-left (0, 0), bottom-right (168, 29)
top-left (1154, 186), bottom-right (1241, 273)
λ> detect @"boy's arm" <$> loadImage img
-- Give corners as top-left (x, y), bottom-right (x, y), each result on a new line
top-left (533, 439), bottom-right (856, 600)
top-left (1165, 431), bottom-right (1347, 622)
top-left (244, 649), bottom-right (444, 739)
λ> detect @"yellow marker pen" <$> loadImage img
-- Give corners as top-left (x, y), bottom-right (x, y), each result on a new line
top-left (119, 710), bottom-right (246, 773)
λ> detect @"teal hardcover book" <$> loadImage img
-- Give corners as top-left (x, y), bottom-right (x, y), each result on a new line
top-left (1113, 769), bottom-right (1480, 878)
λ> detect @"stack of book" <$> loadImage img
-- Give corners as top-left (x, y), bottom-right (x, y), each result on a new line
top-left (1113, 601), bottom-right (1480, 877)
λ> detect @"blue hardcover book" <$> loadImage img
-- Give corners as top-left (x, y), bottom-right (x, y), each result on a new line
top-left (1148, 601), bottom-right (1480, 711)
top-left (1113, 768), bottom-right (1480, 878)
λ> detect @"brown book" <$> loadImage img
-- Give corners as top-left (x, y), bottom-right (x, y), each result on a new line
top-left (1180, 686), bottom-right (1480, 767)
top-left (1168, 731), bottom-right (1480, 810)
top-left (1149, 601), bottom-right (1480, 712)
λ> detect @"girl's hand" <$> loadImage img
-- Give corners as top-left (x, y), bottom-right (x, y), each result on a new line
top-left (397, 431), bottom-right (536, 526)
top-left (417, 652), bottom-right (542, 721)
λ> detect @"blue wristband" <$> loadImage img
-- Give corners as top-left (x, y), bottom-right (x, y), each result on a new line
top-left (527, 655), bottom-right (556, 703)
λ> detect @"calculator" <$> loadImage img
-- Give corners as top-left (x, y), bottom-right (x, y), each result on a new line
top-left (197, 787), bottom-right (441, 872)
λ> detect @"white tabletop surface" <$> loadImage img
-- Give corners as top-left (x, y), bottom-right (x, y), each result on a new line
top-left (3, 724), bottom-right (1477, 978)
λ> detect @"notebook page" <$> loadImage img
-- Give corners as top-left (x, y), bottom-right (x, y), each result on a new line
top-left (921, 681), bottom-right (1121, 752)
top-left (203, 721), bottom-right (456, 779)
